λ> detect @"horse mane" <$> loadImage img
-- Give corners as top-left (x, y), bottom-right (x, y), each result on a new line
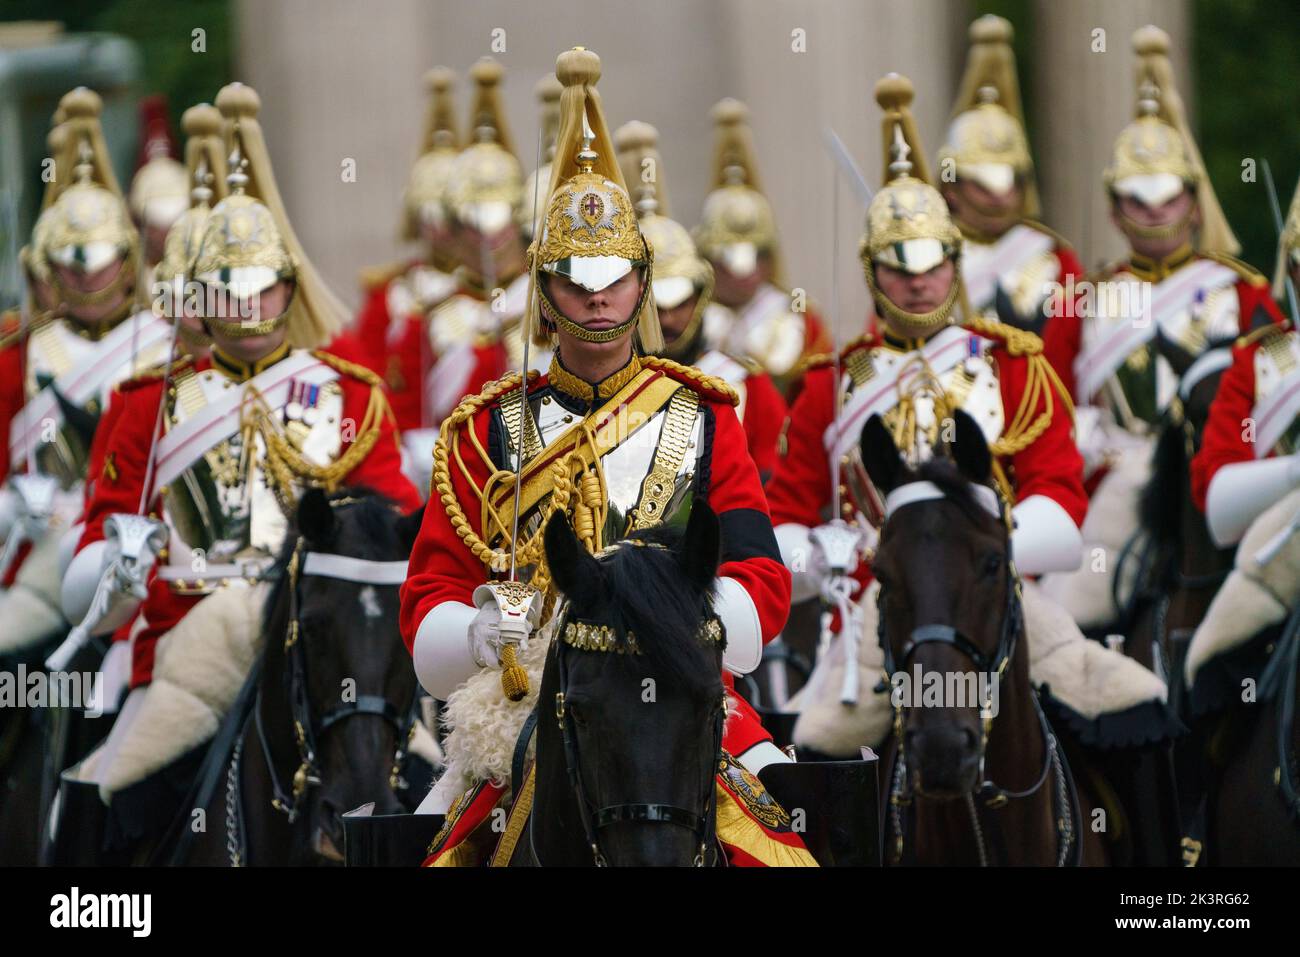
top-left (1139, 415), bottom-right (1186, 546)
top-left (593, 522), bottom-right (724, 697)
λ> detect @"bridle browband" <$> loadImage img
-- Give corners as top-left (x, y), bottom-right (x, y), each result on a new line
top-left (257, 534), bottom-right (417, 824)
top-left (547, 613), bottom-right (725, 867)
top-left (877, 479), bottom-right (1079, 865)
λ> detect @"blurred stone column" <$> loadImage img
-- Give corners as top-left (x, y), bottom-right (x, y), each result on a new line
top-left (1031, 0), bottom-right (1191, 271)
top-left (717, 0), bottom-right (963, 341)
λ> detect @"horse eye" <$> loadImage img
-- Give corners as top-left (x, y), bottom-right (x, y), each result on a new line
top-left (981, 551), bottom-right (1003, 578)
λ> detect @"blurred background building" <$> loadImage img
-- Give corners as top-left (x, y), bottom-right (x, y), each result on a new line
top-left (2, 0), bottom-right (1297, 338)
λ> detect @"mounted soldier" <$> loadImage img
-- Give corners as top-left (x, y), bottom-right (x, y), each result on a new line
top-left (763, 78), bottom-right (1177, 862)
top-left (1039, 26), bottom-right (1283, 632)
top-left (694, 99), bottom-right (831, 397)
top-left (399, 47), bottom-right (814, 866)
top-left (614, 119), bottom-right (787, 481)
top-left (0, 89), bottom-right (171, 657)
top-left (53, 81), bottom-right (419, 857)
top-left (937, 15), bottom-right (1083, 337)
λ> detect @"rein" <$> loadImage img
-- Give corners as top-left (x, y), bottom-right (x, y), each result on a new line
top-left (257, 536), bottom-right (417, 825)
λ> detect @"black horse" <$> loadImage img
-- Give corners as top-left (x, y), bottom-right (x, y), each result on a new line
top-left (505, 503), bottom-right (728, 866)
top-left (862, 411), bottom-right (1107, 866)
top-left (146, 488), bottom-right (424, 865)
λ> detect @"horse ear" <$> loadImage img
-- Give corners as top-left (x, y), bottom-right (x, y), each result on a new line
top-left (860, 414), bottom-right (904, 494)
top-left (397, 504), bottom-right (426, 555)
top-left (950, 409), bottom-right (993, 484)
top-left (297, 488), bottom-right (335, 546)
top-left (543, 510), bottom-right (602, 604)
top-left (678, 500), bottom-right (721, 589)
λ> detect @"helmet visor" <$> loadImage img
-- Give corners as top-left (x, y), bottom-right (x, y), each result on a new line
top-left (542, 255), bottom-right (640, 293)
top-left (873, 238), bottom-right (950, 276)
top-left (1113, 173), bottom-right (1186, 208)
top-left (652, 275), bottom-right (696, 310)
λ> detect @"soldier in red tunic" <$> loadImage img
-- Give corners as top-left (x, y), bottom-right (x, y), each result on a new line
top-left (58, 84), bottom-right (418, 826)
top-left (614, 119), bottom-right (787, 481)
top-left (694, 99), bottom-right (831, 397)
top-left (767, 73), bottom-right (1087, 604)
top-left (1036, 26), bottom-right (1280, 629)
top-left (937, 15), bottom-right (1083, 337)
top-left (400, 48), bottom-right (811, 866)
top-left (1193, 171), bottom-right (1300, 545)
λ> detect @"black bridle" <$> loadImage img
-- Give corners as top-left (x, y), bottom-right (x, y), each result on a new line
top-left (258, 536), bottom-right (419, 824)
top-left (877, 484), bottom-right (1080, 865)
top-left (547, 619), bottom-right (725, 867)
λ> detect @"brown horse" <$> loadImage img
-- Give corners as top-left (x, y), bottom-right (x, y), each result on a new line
top-left (860, 411), bottom-right (1106, 866)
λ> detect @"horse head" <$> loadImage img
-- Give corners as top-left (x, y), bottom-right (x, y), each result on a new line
top-left (535, 501), bottom-right (726, 865)
top-left (266, 488), bottom-right (424, 864)
top-left (861, 409), bottom-right (1025, 799)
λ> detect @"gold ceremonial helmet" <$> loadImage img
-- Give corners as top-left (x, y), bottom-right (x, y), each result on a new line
top-left (937, 14), bottom-right (1039, 218)
top-left (129, 155), bottom-right (189, 232)
top-left (38, 88), bottom-right (141, 314)
top-left (442, 57), bottom-right (523, 235)
top-left (694, 99), bottom-right (782, 282)
top-left (1104, 25), bottom-right (1238, 255)
top-left (154, 103), bottom-right (227, 349)
top-left (528, 47), bottom-right (660, 352)
top-left (519, 74), bottom-right (563, 241)
top-left (402, 67), bottom-right (461, 241)
top-left (192, 82), bottom-right (347, 347)
top-left (615, 119), bottom-right (711, 360)
top-left (860, 74), bottom-right (967, 339)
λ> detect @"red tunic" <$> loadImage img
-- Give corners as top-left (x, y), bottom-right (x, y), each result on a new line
top-left (76, 352), bottom-right (420, 687)
top-left (1043, 257), bottom-right (1283, 404)
top-left (0, 314), bottom-right (28, 486)
top-left (766, 325), bottom-right (1088, 596)
top-left (398, 362), bottom-right (793, 755)
top-left (1190, 325), bottom-right (1291, 513)
top-left (739, 369), bottom-right (786, 481)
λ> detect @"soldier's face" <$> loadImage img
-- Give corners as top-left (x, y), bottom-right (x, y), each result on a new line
top-left (547, 269), bottom-right (644, 363)
top-left (656, 291), bottom-right (701, 344)
top-left (710, 252), bottom-right (770, 307)
top-left (54, 256), bottom-right (130, 324)
top-left (875, 258), bottom-right (957, 315)
top-left (942, 178), bottom-right (1022, 236)
top-left (1112, 188), bottom-right (1199, 259)
top-left (205, 279), bottom-right (292, 361)
top-left (452, 220), bottom-right (525, 281)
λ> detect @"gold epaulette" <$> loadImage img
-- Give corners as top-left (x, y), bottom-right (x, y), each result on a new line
top-left (1019, 218), bottom-right (1073, 250)
top-left (1202, 251), bottom-right (1268, 288)
top-left (313, 349), bottom-right (383, 388)
top-left (1236, 318), bottom-right (1293, 350)
top-left (793, 351), bottom-right (835, 375)
top-left (358, 260), bottom-right (410, 292)
top-left (641, 355), bottom-right (740, 407)
top-left (963, 315), bottom-right (1044, 357)
top-left (117, 355), bottom-right (194, 392)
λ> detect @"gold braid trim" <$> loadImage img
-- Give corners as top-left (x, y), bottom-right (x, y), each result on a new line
top-left (432, 371), bottom-right (617, 622)
top-left (239, 376), bottom-right (387, 507)
top-left (640, 355), bottom-right (740, 406)
top-left (313, 349), bottom-right (385, 387)
top-left (963, 314), bottom-right (1042, 357)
